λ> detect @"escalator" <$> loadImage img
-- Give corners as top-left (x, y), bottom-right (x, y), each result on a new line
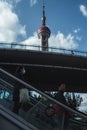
top-left (0, 68), bottom-right (87, 130)
top-left (0, 104), bottom-right (39, 130)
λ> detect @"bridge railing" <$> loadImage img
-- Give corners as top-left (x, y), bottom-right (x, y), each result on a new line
top-left (0, 42), bottom-right (87, 57)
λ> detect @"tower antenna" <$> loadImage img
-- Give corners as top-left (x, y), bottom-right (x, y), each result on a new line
top-left (42, 0), bottom-right (46, 26)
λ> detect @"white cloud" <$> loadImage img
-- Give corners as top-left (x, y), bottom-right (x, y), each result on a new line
top-left (3, 0), bottom-right (38, 7)
top-left (22, 32), bottom-right (39, 45)
top-left (76, 36), bottom-right (81, 41)
top-left (74, 28), bottom-right (80, 34)
top-left (73, 28), bottom-right (81, 41)
top-left (0, 0), bottom-right (78, 50)
top-left (0, 1), bottom-right (26, 42)
top-left (80, 5), bottom-right (87, 17)
top-left (30, 0), bottom-right (38, 7)
top-left (49, 31), bottom-right (78, 49)
top-left (0, 0), bottom-right (21, 4)
top-left (15, 0), bottom-right (21, 3)
top-left (21, 32), bottom-right (40, 50)
top-left (22, 31), bottom-right (78, 50)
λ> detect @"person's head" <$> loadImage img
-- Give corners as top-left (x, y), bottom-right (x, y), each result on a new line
top-left (58, 83), bottom-right (66, 92)
top-left (16, 66), bottom-right (26, 75)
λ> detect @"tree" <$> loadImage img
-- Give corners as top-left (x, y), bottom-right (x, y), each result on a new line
top-left (65, 92), bottom-right (83, 109)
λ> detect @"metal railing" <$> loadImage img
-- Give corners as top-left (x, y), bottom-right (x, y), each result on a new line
top-left (0, 42), bottom-right (87, 57)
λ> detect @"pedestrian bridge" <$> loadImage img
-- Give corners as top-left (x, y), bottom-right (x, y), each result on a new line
top-left (0, 42), bottom-right (87, 92)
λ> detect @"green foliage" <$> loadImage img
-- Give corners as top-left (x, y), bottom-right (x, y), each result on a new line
top-left (65, 92), bottom-right (83, 109)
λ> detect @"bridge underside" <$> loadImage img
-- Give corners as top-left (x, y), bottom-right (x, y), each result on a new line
top-left (0, 49), bottom-right (87, 93)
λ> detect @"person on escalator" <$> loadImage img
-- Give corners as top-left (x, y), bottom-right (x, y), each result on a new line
top-left (53, 82), bottom-right (70, 130)
top-left (12, 66), bottom-right (26, 114)
top-left (54, 82), bottom-right (67, 106)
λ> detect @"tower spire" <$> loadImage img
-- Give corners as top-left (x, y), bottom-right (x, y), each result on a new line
top-left (37, 0), bottom-right (51, 51)
top-left (42, 0), bottom-right (46, 26)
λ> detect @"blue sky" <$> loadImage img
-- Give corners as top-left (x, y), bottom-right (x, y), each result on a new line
top-left (0, 0), bottom-right (87, 51)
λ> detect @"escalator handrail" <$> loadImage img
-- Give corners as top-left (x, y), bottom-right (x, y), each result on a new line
top-left (0, 104), bottom-right (39, 130)
top-left (0, 78), bottom-right (13, 87)
top-left (0, 68), bottom-right (87, 119)
top-left (0, 78), bottom-right (13, 91)
top-left (70, 118), bottom-right (87, 126)
top-left (0, 78), bottom-right (41, 106)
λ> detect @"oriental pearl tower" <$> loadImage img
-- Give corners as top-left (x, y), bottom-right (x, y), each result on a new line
top-left (37, 1), bottom-right (51, 51)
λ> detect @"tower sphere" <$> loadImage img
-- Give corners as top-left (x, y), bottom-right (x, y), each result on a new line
top-left (38, 26), bottom-right (51, 39)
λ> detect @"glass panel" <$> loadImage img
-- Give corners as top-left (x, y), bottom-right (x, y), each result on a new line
top-left (0, 79), bottom-right (13, 110)
top-left (0, 68), bottom-right (87, 130)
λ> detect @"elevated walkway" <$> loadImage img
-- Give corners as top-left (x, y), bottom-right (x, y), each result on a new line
top-left (0, 46), bottom-right (87, 92)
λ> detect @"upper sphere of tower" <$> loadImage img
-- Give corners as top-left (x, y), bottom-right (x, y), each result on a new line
top-left (38, 26), bottom-right (51, 38)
